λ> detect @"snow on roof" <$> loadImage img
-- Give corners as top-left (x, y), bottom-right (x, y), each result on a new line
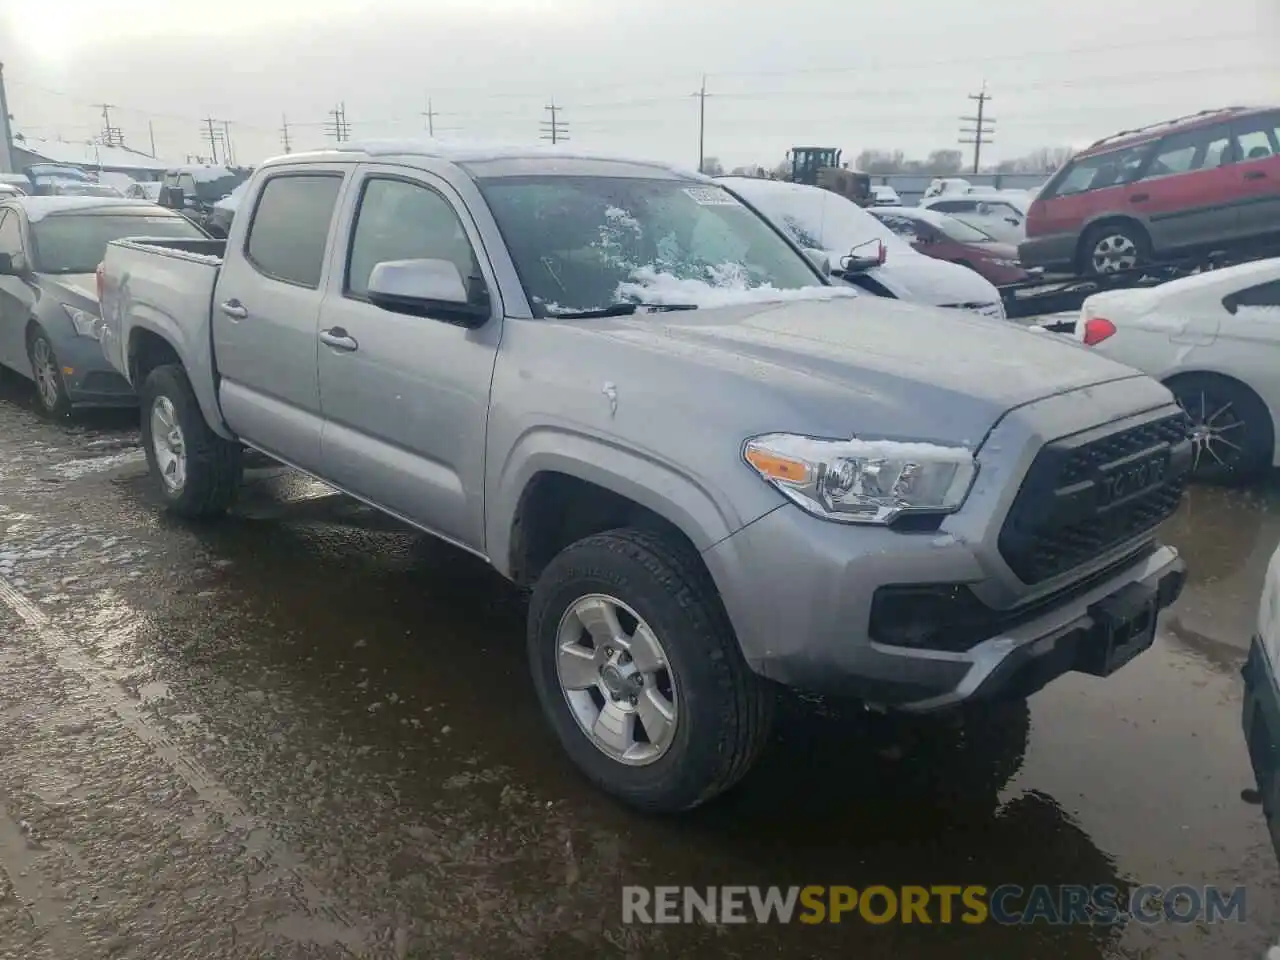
top-left (277, 138), bottom-right (703, 179)
top-left (15, 136), bottom-right (174, 172)
top-left (169, 164), bottom-right (238, 183)
top-left (2, 195), bottom-right (179, 222)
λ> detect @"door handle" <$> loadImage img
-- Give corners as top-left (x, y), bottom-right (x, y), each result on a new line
top-left (1129, 193), bottom-right (1150, 203)
top-left (1243, 170), bottom-right (1267, 181)
top-left (319, 327), bottom-right (359, 352)
top-left (219, 299), bottom-right (248, 320)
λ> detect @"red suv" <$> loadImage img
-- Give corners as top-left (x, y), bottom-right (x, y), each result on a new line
top-left (1020, 106), bottom-right (1280, 277)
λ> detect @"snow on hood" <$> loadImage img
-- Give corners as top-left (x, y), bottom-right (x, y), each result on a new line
top-left (614, 265), bottom-right (857, 309)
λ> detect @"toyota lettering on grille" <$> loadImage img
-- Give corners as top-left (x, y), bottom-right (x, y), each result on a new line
top-left (1098, 452), bottom-right (1168, 509)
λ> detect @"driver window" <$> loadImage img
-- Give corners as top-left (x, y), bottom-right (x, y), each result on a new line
top-left (346, 177), bottom-right (480, 300)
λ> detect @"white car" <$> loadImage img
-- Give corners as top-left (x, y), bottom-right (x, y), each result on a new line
top-left (1074, 257), bottom-right (1280, 481)
top-left (869, 184), bottom-right (901, 206)
top-left (920, 193), bottom-right (1028, 245)
top-left (1243, 540), bottom-right (1280, 865)
top-left (720, 176), bottom-right (1006, 320)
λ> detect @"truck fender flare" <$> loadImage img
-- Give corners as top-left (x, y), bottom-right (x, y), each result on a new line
top-left (125, 314), bottom-right (234, 441)
top-left (487, 428), bottom-right (739, 580)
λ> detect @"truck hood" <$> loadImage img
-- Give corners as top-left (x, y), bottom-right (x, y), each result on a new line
top-left (564, 296), bottom-right (1146, 446)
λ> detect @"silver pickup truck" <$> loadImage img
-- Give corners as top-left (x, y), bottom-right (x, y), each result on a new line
top-left (99, 143), bottom-right (1191, 812)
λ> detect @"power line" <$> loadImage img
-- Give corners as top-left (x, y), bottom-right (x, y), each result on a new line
top-left (540, 100), bottom-right (568, 145)
top-left (959, 84), bottom-right (995, 174)
top-left (423, 96), bottom-right (437, 136)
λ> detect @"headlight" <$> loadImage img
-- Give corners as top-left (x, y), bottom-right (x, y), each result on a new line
top-left (62, 304), bottom-right (100, 340)
top-left (989, 258), bottom-right (1021, 268)
top-left (742, 433), bottom-right (977, 525)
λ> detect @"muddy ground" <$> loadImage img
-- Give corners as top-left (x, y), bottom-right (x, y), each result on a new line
top-left (0, 369), bottom-right (1276, 959)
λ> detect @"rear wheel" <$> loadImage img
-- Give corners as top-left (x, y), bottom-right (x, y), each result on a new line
top-left (139, 364), bottom-right (242, 517)
top-left (1081, 221), bottom-right (1150, 277)
top-left (528, 528), bottom-right (773, 812)
top-left (1167, 373), bottom-right (1273, 484)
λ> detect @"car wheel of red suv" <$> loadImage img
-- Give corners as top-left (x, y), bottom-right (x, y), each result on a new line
top-left (1081, 221), bottom-right (1150, 277)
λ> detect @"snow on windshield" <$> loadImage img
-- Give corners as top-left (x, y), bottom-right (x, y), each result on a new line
top-left (479, 176), bottom-right (832, 315)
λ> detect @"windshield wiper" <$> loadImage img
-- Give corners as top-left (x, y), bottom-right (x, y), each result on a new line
top-left (549, 302), bottom-right (699, 319)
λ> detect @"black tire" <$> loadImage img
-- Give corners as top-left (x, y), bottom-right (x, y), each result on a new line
top-left (139, 364), bottom-right (242, 518)
top-left (1166, 373), bottom-right (1273, 484)
top-left (26, 328), bottom-right (72, 419)
top-left (528, 528), bottom-right (774, 813)
top-left (1079, 221), bottom-right (1151, 278)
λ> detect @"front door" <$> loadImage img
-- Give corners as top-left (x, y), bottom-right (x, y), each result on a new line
top-left (0, 209), bottom-right (36, 375)
top-left (211, 170), bottom-right (346, 470)
top-left (316, 167), bottom-right (502, 552)
top-left (1128, 121), bottom-right (1240, 253)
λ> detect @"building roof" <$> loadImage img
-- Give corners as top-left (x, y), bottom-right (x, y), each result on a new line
top-left (13, 136), bottom-right (176, 172)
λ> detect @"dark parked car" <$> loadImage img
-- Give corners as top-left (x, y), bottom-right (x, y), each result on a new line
top-left (0, 197), bottom-right (208, 415)
top-left (157, 165), bottom-right (251, 237)
top-left (1021, 105), bottom-right (1280, 277)
top-left (869, 206), bottom-right (1029, 287)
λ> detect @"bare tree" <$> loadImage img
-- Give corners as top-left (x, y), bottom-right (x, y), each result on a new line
top-left (701, 156), bottom-right (725, 177)
top-left (993, 146), bottom-right (1074, 174)
top-left (925, 149), bottom-right (964, 174)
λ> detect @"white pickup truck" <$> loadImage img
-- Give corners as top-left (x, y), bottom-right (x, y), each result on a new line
top-left (98, 142), bottom-right (1193, 812)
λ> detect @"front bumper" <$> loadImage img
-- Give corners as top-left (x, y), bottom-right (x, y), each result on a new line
top-left (1242, 635), bottom-right (1280, 862)
top-left (1019, 232), bottom-right (1079, 272)
top-left (705, 507), bottom-right (1184, 710)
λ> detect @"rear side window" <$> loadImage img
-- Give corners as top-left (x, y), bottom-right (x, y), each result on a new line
top-left (931, 200), bottom-right (978, 214)
top-left (245, 174), bottom-right (343, 288)
top-left (0, 210), bottom-right (21, 258)
top-left (1049, 143), bottom-right (1153, 197)
top-left (1225, 279), bottom-right (1280, 313)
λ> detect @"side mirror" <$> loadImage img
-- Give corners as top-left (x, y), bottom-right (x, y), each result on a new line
top-left (802, 248), bottom-right (832, 275)
top-left (367, 258), bottom-right (490, 326)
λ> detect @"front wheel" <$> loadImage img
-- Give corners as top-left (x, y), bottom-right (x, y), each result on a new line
top-left (27, 329), bottom-right (71, 418)
top-left (1081, 222), bottom-right (1150, 277)
top-left (139, 364), bottom-right (242, 517)
top-left (528, 528), bottom-right (773, 812)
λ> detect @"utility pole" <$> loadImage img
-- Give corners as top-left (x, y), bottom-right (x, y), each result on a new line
top-left (279, 114), bottom-right (292, 153)
top-left (222, 120), bottom-right (234, 165)
top-left (95, 103), bottom-right (124, 148)
top-left (692, 75), bottom-right (710, 173)
top-left (201, 117), bottom-right (220, 164)
top-left (540, 100), bottom-right (568, 145)
top-left (422, 97), bottom-right (437, 137)
top-left (959, 84), bottom-right (995, 175)
top-left (148, 120), bottom-right (157, 158)
top-left (0, 62), bottom-right (14, 173)
top-left (326, 103), bottom-right (350, 143)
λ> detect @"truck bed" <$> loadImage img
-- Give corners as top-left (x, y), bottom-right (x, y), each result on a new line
top-left (99, 237), bottom-right (229, 428)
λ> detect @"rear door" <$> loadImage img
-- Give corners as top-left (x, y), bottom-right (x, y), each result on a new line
top-left (315, 165), bottom-right (502, 551)
top-left (212, 169), bottom-right (347, 470)
top-left (1216, 278), bottom-right (1280, 435)
top-left (1130, 122), bottom-right (1240, 252)
top-left (0, 209), bottom-right (35, 374)
top-left (1229, 111), bottom-right (1280, 242)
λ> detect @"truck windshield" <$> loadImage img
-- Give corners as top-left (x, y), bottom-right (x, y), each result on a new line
top-left (31, 213), bottom-right (206, 274)
top-left (476, 176), bottom-right (826, 316)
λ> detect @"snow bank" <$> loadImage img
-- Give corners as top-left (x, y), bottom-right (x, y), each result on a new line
top-left (615, 265), bottom-right (857, 309)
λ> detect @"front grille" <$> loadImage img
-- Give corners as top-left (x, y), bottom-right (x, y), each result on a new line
top-left (998, 411), bottom-right (1192, 584)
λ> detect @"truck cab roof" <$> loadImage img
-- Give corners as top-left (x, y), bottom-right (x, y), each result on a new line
top-left (260, 139), bottom-right (710, 182)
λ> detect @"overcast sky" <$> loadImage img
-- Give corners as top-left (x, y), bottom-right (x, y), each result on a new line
top-left (1, 0), bottom-right (1277, 170)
